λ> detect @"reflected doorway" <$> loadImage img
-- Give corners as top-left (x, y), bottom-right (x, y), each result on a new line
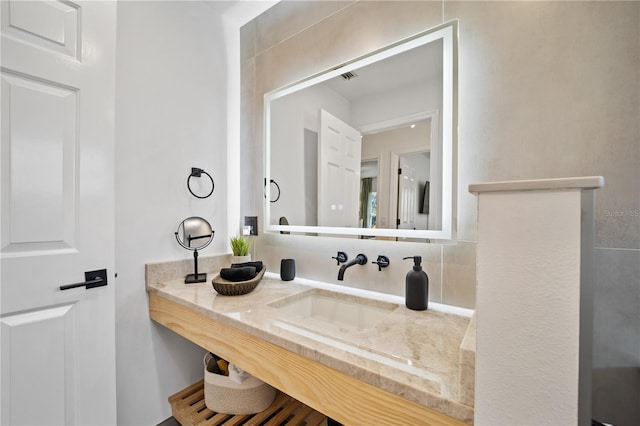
top-left (360, 160), bottom-right (378, 229)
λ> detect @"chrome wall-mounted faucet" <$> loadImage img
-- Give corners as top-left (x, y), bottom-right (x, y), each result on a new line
top-left (372, 255), bottom-right (390, 271)
top-left (337, 253), bottom-right (367, 281)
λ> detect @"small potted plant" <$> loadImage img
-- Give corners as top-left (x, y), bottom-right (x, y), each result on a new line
top-left (230, 236), bottom-right (251, 264)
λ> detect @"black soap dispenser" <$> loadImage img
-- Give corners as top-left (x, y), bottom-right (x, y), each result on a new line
top-left (403, 256), bottom-right (429, 311)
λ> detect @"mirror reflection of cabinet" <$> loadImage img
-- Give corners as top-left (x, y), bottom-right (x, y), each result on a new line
top-left (265, 20), bottom-right (457, 240)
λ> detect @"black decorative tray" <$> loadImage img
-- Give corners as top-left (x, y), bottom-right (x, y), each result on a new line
top-left (211, 266), bottom-right (266, 296)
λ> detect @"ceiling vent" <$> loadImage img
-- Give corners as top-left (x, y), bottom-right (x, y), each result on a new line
top-left (339, 71), bottom-right (358, 81)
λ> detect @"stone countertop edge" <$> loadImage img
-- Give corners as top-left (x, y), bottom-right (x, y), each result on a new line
top-left (469, 176), bottom-right (604, 193)
top-left (146, 268), bottom-right (475, 423)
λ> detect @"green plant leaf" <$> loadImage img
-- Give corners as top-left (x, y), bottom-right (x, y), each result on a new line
top-left (229, 236), bottom-right (251, 256)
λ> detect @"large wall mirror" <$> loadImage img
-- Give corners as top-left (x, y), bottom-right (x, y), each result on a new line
top-left (264, 21), bottom-right (457, 240)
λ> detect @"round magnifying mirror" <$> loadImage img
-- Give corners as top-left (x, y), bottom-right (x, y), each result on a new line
top-left (176, 216), bottom-right (214, 250)
top-left (174, 217), bottom-right (214, 283)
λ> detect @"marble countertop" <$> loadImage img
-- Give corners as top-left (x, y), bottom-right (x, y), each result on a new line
top-left (469, 175), bottom-right (604, 193)
top-left (146, 264), bottom-right (475, 423)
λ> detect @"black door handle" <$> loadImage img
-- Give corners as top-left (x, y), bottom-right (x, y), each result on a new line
top-left (60, 269), bottom-right (108, 291)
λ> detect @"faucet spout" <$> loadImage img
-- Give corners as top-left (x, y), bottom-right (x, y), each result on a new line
top-left (337, 253), bottom-right (368, 281)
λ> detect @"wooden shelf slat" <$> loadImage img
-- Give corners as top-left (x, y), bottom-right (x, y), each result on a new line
top-left (168, 381), bottom-right (327, 426)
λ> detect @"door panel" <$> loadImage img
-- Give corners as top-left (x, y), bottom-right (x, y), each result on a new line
top-left (1, 71), bottom-right (77, 253)
top-left (0, 0), bottom-right (80, 58)
top-left (1, 1), bottom-right (117, 424)
top-left (1, 304), bottom-right (77, 425)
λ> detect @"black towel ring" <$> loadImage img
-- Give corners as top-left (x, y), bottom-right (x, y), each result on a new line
top-left (264, 178), bottom-right (280, 203)
top-left (188, 167), bottom-right (215, 199)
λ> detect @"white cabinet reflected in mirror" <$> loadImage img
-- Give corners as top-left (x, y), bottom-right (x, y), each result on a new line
top-left (265, 21), bottom-right (457, 241)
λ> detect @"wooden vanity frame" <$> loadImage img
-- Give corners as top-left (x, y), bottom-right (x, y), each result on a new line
top-left (149, 293), bottom-right (467, 425)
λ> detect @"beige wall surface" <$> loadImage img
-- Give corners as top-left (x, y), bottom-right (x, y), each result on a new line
top-left (241, 2), bottom-right (639, 424)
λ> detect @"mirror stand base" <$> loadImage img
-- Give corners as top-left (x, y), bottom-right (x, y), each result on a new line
top-left (185, 273), bottom-right (207, 284)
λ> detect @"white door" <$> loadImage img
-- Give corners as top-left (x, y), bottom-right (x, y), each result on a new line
top-left (397, 158), bottom-right (417, 230)
top-left (375, 151), bottom-right (397, 231)
top-left (318, 109), bottom-right (361, 227)
top-left (1, 1), bottom-right (117, 424)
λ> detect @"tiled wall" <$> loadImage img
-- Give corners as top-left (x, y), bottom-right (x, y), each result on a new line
top-left (240, 2), bottom-right (639, 424)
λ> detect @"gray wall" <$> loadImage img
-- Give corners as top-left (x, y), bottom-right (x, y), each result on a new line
top-left (241, 1), bottom-right (639, 424)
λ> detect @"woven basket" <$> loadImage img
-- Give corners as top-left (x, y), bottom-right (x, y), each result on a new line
top-left (203, 353), bottom-right (276, 415)
top-left (211, 266), bottom-right (266, 296)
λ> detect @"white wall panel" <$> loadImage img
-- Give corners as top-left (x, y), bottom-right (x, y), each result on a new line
top-left (114, 2), bottom-right (233, 423)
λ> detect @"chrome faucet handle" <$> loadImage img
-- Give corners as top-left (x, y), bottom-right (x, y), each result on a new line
top-left (331, 251), bottom-right (348, 265)
top-left (372, 255), bottom-right (390, 271)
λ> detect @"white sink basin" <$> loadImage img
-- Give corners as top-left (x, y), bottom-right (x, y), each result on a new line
top-left (268, 288), bottom-right (399, 330)
top-left (266, 286), bottom-right (468, 397)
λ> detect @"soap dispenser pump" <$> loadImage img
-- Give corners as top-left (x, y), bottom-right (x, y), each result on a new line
top-left (403, 256), bottom-right (429, 311)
